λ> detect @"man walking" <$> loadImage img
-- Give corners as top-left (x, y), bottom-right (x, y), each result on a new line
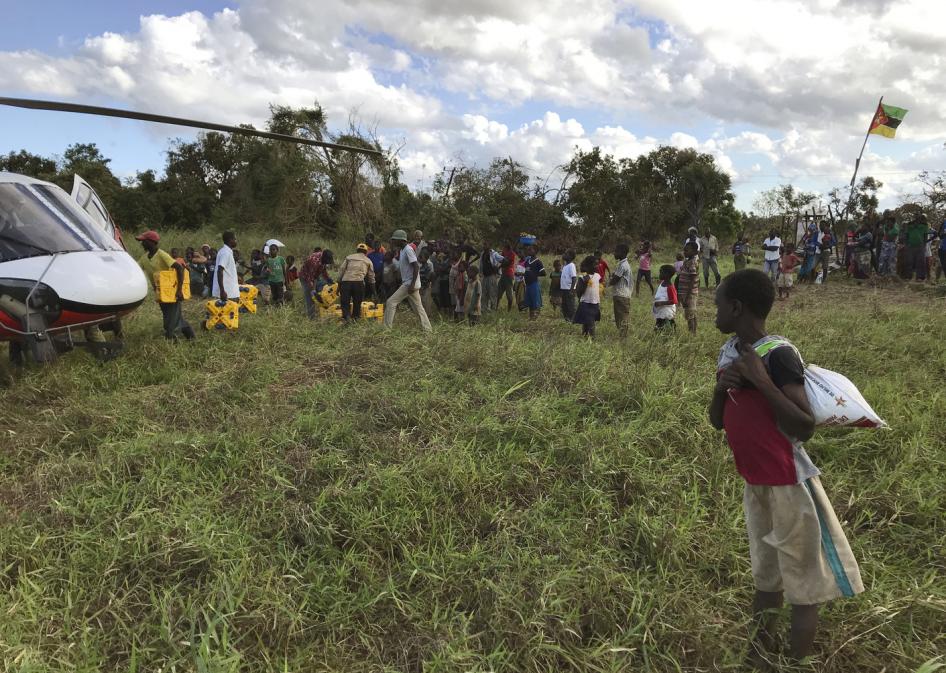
top-left (700, 228), bottom-right (721, 287)
top-left (761, 229), bottom-right (782, 282)
top-left (384, 229), bottom-right (432, 332)
top-left (136, 230), bottom-right (195, 340)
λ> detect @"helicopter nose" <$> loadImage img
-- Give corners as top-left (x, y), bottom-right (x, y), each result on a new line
top-left (47, 250), bottom-right (149, 309)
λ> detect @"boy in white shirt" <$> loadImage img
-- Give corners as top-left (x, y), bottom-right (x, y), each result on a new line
top-left (559, 251), bottom-right (578, 321)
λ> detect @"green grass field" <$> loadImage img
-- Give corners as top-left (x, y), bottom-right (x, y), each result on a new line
top-left (1, 251), bottom-right (944, 672)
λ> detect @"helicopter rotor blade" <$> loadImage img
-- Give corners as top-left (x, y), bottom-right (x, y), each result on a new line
top-left (0, 97), bottom-right (383, 157)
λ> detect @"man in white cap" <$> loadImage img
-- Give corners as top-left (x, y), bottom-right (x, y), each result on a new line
top-left (383, 229), bottom-right (432, 332)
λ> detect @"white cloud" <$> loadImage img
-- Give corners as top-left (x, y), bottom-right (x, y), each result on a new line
top-left (2, 0), bottom-right (945, 210)
top-left (0, 9), bottom-right (444, 131)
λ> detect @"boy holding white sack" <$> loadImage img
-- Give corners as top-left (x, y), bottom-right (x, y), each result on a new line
top-left (708, 269), bottom-right (864, 663)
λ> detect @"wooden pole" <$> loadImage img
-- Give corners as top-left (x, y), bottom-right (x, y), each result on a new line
top-left (843, 95), bottom-right (883, 225)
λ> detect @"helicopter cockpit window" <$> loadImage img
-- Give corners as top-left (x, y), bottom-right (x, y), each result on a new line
top-left (32, 185), bottom-right (121, 252)
top-left (0, 184), bottom-right (92, 262)
top-left (73, 182), bottom-right (115, 238)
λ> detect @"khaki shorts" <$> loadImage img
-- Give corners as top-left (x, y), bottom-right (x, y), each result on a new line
top-left (776, 273), bottom-right (793, 288)
top-left (613, 295), bottom-right (630, 330)
top-left (744, 476), bottom-right (864, 605)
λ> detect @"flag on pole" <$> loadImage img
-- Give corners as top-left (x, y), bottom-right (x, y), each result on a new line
top-left (868, 102), bottom-right (908, 138)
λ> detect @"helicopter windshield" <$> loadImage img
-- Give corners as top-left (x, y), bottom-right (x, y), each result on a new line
top-left (31, 184), bottom-right (122, 252)
top-left (0, 183), bottom-right (119, 263)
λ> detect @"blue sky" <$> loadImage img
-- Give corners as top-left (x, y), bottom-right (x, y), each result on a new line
top-left (2, 0), bottom-right (944, 213)
top-left (0, 1), bottom-right (231, 51)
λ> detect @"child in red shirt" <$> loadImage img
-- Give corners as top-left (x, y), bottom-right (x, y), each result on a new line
top-left (709, 269), bottom-right (863, 662)
top-left (777, 247), bottom-right (802, 300)
top-left (652, 264), bottom-right (677, 332)
top-left (594, 250), bottom-right (610, 286)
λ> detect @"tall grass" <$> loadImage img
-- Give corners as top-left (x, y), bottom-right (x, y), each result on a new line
top-left (1, 249), bottom-right (944, 672)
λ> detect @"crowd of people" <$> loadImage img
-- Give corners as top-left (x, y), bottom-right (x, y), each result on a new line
top-left (134, 213), bottom-right (946, 342)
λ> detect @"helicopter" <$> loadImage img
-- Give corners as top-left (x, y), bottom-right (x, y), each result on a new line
top-left (0, 171), bottom-right (144, 363)
top-left (0, 97), bottom-right (382, 365)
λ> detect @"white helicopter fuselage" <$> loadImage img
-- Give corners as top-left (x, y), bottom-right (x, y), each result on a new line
top-left (0, 172), bottom-right (147, 340)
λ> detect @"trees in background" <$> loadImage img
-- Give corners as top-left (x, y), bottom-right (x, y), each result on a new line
top-left (558, 146), bottom-right (735, 246)
top-left (2, 102), bottom-right (738, 248)
top-left (5, 103), bottom-right (942, 250)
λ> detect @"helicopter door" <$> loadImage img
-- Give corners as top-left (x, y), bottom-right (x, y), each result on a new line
top-left (71, 174), bottom-right (123, 247)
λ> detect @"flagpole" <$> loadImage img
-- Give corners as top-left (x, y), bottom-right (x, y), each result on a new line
top-left (844, 95), bottom-right (883, 223)
top-left (835, 96), bottom-right (883, 263)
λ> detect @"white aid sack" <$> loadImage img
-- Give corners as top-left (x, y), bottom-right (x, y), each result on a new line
top-left (756, 340), bottom-right (888, 428)
top-left (802, 364), bottom-right (887, 428)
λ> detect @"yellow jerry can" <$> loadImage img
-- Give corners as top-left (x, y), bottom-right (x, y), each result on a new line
top-left (238, 284), bottom-right (259, 314)
top-left (204, 299), bottom-right (240, 330)
top-left (360, 301), bottom-right (385, 322)
top-left (316, 283), bottom-right (339, 307)
top-left (317, 303), bottom-right (343, 319)
top-left (157, 268), bottom-right (190, 303)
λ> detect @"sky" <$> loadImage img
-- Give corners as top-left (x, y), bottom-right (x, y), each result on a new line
top-left (1, 0), bottom-right (945, 212)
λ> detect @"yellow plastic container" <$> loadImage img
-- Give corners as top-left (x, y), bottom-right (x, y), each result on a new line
top-left (238, 284), bottom-right (259, 314)
top-left (316, 283), bottom-right (339, 307)
top-left (204, 300), bottom-right (240, 330)
top-left (157, 268), bottom-right (190, 303)
top-left (317, 303), bottom-right (343, 319)
top-left (360, 301), bottom-right (384, 322)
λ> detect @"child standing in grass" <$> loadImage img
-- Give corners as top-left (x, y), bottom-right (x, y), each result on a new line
top-left (709, 269), bottom-right (863, 664)
top-left (464, 265), bottom-right (482, 325)
top-left (635, 241), bottom-right (655, 296)
top-left (653, 264), bottom-right (678, 332)
top-left (572, 255), bottom-right (601, 339)
top-left (450, 256), bottom-right (467, 323)
top-left (609, 243), bottom-right (633, 338)
top-left (732, 234), bottom-right (752, 270)
top-left (265, 244), bottom-right (287, 305)
top-left (549, 259), bottom-right (563, 309)
top-left (677, 242), bottom-right (700, 334)
top-left (286, 255), bottom-right (299, 288)
top-left (777, 246), bottom-right (802, 300)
